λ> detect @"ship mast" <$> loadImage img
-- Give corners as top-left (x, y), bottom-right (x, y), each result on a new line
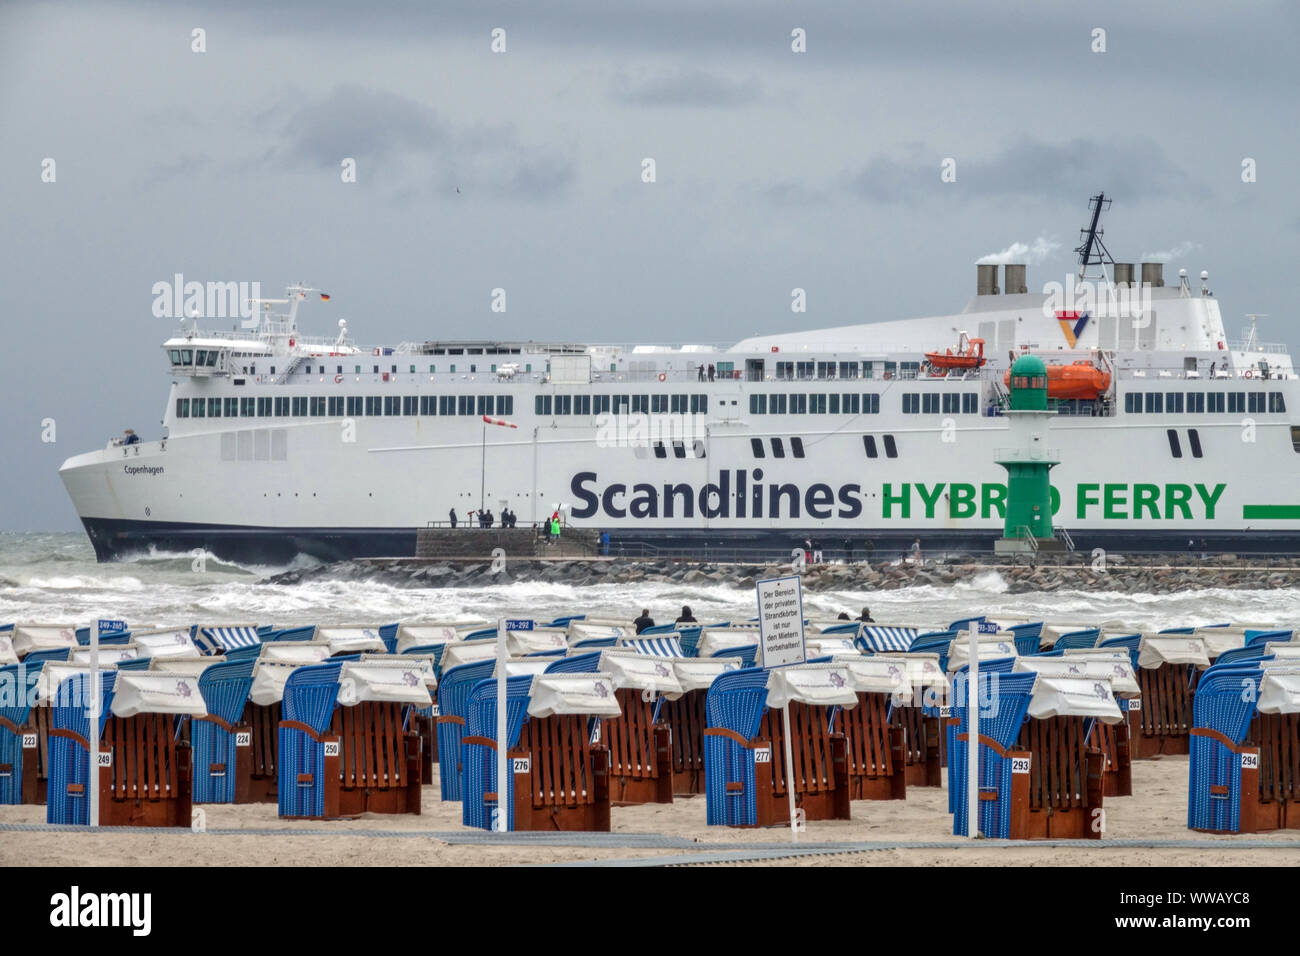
top-left (1074, 192), bottom-right (1115, 282)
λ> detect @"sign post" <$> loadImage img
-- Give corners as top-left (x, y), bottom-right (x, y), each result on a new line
top-left (756, 575), bottom-right (806, 842)
top-left (966, 621), bottom-right (979, 839)
top-left (89, 619), bottom-right (125, 828)
top-left (496, 618), bottom-right (533, 832)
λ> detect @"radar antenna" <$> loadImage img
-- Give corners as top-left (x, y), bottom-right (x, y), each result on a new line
top-left (1074, 193), bottom-right (1115, 282)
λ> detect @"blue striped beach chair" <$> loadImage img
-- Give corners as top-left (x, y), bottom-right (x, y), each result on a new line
top-left (1246, 629), bottom-right (1294, 648)
top-left (0, 663), bottom-right (43, 804)
top-left (677, 626), bottom-right (704, 657)
top-left (543, 652), bottom-right (602, 674)
top-left (194, 659), bottom-right (258, 803)
top-left (1006, 622), bottom-right (1044, 656)
top-left (196, 625), bottom-right (262, 655)
top-left (638, 623), bottom-right (679, 636)
top-left (1188, 665), bottom-right (1267, 833)
top-left (436, 660), bottom-right (495, 801)
top-left (49, 670), bottom-right (199, 827)
top-left (278, 662), bottom-right (343, 818)
top-left (855, 625), bottom-right (918, 654)
top-left (703, 670), bottom-right (770, 826)
top-left (1054, 628), bottom-right (1101, 652)
top-left (949, 670), bottom-right (1035, 838)
top-left (462, 673), bottom-right (618, 831)
top-left (621, 636), bottom-right (684, 657)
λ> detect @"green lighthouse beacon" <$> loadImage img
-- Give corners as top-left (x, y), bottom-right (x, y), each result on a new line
top-left (994, 354), bottom-right (1063, 553)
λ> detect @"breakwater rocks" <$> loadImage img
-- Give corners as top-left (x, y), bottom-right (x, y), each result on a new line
top-left (263, 554), bottom-right (1300, 594)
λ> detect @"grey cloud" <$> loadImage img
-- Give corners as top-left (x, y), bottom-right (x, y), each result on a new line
top-left (611, 69), bottom-right (762, 108)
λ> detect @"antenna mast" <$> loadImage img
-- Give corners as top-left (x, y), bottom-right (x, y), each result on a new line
top-left (1074, 193), bottom-right (1115, 282)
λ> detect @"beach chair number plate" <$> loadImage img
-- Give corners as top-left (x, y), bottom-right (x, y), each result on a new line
top-left (235, 732), bottom-right (251, 747)
top-left (96, 752), bottom-right (112, 768)
top-left (22, 734), bottom-right (37, 749)
top-left (324, 742), bottom-right (340, 757)
top-left (755, 747), bottom-right (771, 764)
top-left (430, 704), bottom-right (440, 716)
top-left (1241, 753), bottom-right (1259, 770)
top-left (512, 758), bottom-right (530, 774)
top-left (1011, 757), bottom-right (1031, 774)
top-left (1128, 698), bottom-right (1142, 712)
top-left (939, 706), bottom-right (951, 718)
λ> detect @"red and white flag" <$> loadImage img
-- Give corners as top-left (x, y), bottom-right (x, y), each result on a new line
top-left (482, 415), bottom-right (517, 429)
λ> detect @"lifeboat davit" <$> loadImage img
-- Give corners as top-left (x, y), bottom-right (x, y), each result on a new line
top-left (1003, 360), bottom-right (1111, 400)
top-left (925, 335), bottom-right (985, 373)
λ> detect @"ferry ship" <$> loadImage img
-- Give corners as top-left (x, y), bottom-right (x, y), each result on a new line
top-left (60, 197), bottom-right (1300, 563)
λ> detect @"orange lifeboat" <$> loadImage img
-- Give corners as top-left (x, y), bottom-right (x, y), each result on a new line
top-left (1003, 360), bottom-right (1111, 400)
top-left (924, 334), bottom-right (985, 374)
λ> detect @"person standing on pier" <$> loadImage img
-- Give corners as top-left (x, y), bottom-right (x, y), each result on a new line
top-left (842, 538), bottom-right (853, 564)
top-left (911, 538), bottom-right (923, 565)
top-left (448, 508), bottom-right (458, 529)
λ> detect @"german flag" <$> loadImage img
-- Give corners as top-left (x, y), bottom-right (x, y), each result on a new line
top-left (319, 292), bottom-right (331, 302)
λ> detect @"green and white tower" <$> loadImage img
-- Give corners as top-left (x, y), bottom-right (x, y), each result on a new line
top-left (994, 354), bottom-right (1062, 553)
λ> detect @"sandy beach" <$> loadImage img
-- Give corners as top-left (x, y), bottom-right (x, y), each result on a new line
top-left (3, 754), bottom-right (1297, 867)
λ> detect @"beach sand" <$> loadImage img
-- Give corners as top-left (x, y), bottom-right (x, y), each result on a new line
top-left (2, 754), bottom-right (1298, 867)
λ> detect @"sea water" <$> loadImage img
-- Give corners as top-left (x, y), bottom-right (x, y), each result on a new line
top-left (0, 532), bottom-right (1295, 630)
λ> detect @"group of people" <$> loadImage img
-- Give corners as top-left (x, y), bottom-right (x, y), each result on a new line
top-left (447, 506), bottom-right (518, 529)
top-left (835, 607), bottom-right (875, 622)
top-left (634, 605), bottom-right (698, 634)
top-left (696, 364), bottom-right (718, 381)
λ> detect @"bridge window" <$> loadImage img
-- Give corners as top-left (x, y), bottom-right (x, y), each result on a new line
top-left (181, 350), bottom-right (193, 365)
top-left (838, 361), bottom-right (859, 379)
top-left (169, 349), bottom-right (182, 365)
top-left (208, 398), bottom-right (222, 417)
top-left (942, 393), bottom-right (958, 414)
top-left (670, 394), bottom-right (687, 414)
top-left (751, 438), bottom-right (765, 458)
top-left (883, 434), bottom-right (898, 458)
top-left (1270, 392), bottom-right (1287, 413)
top-left (458, 396), bottom-right (473, 415)
top-left (1188, 428), bottom-right (1203, 458)
top-left (775, 361), bottom-right (793, 380)
top-left (176, 398), bottom-right (189, 418)
top-left (311, 397), bottom-right (327, 416)
top-left (632, 395), bottom-right (648, 414)
top-left (192, 398), bottom-right (205, 418)
top-left (864, 394), bottom-right (880, 414)
top-left (1292, 426), bottom-right (1300, 453)
top-left (1227, 392), bottom-right (1245, 413)
top-left (1166, 429), bottom-right (1182, 458)
top-left (902, 394), bottom-right (919, 414)
top-left (808, 393), bottom-right (826, 414)
top-left (1167, 393), bottom-right (1184, 413)
top-left (963, 393), bottom-right (978, 414)
top-left (829, 394), bottom-right (840, 414)
top-left (224, 398), bottom-right (238, 417)
top-left (690, 394), bottom-right (707, 414)
top-left (1186, 392), bottom-right (1205, 413)
top-left (403, 396), bottom-right (418, 415)
top-left (439, 396), bottom-right (454, 415)
top-left (292, 397), bottom-right (308, 417)
top-left (273, 397), bottom-right (289, 417)
top-left (796, 361), bottom-right (814, 380)
top-left (535, 395), bottom-right (552, 416)
top-left (843, 394), bottom-right (860, 414)
top-left (258, 397), bottom-right (272, 416)
top-left (770, 394), bottom-right (787, 414)
top-left (1145, 392), bottom-right (1163, 413)
top-left (652, 394), bottom-right (667, 413)
top-left (363, 396), bottom-right (379, 416)
top-left (383, 396), bottom-right (398, 416)
top-left (418, 396), bottom-right (433, 415)
top-left (1248, 392), bottom-right (1265, 414)
top-left (241, 398), bottom-right (255, 417)
top-left (771, 438), bottom-right (786, 458)
top-left (750, 394), bottom-right (766, 414)
top-left (196, 350), bottom-right (207, 366)
top-left (592, 395), bottom-right (609, 414)
top-left (790, 437), bottom-right (805, 458)
top-left (789, 394), bottom-right (807, 414)
top-left (574, 395), bottom-right (590, 415)
top-left (862, 435), bottom-right (877, 458)
top-left (328, 397), bottom-right (343, 416)
top-left (1124, 393), bottom-right (1140, 413)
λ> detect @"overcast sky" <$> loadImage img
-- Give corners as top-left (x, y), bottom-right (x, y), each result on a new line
top-left (2, 0), bottom-right (1297, 532)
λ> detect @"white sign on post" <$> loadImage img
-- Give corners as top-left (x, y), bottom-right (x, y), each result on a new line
top-left (496, 618), bottom-right (533, 832)
top-left (755, 576), bottom-right (805, 843)
top-left (756, 576), bottom-right (806, 668)
top-left (88, 619), bottom-right (124, 829)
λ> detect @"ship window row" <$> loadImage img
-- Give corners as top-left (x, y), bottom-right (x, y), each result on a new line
top-left (175, 395), bottom-right (516, 419)
top-left (1123, 391), bottom-right (1286, 415)
top-left (168, 349), bottom-right (219, 368)
top-left (750, 437), bottom-right (806, 459)
top-left (770, 360), bottom-right (920, 381)
top-left (901, 392), bottom-right (979, 415)
top-left (748, 393), bottom-right (881, 415)
top-left (535, 394), bottom-right (709, 416)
